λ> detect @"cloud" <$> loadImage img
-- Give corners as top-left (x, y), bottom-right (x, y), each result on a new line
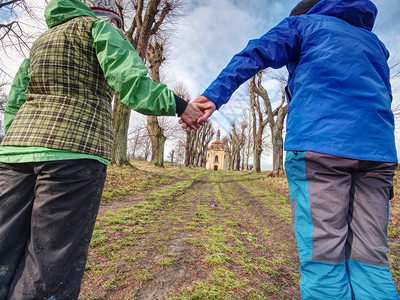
top-left (373, 0), bottom-right (400, 56)
top-left (167, 0), bottom-right (260, 95)
top-left (165, 0), bottom-right (297, 135)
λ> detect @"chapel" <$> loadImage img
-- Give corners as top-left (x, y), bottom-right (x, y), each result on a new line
top-left (206, 130), bottom-right (228, 171)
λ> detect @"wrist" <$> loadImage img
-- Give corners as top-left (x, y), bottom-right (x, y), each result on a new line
top-left (174, 94), bottom-right (188, 116)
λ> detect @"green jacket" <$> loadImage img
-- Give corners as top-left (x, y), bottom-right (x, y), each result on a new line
top-left (0, 0), bottom-right (178, 165)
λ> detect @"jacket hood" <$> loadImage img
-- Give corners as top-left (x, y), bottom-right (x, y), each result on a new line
top-left (45, 0), bottom-right (97, 28)
top-left (307, 0), bottom-right (377, 31)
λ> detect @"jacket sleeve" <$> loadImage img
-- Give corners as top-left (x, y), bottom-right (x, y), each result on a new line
top-left (92, 20), bottom-right (176, 116)
top-left (4, 58), bottom-right (30, 134)
top-left (202, 18), bottom-right (302, 109)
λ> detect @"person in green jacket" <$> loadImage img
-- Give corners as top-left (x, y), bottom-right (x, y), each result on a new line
top-left (0, 0), bottom-right (208, 299)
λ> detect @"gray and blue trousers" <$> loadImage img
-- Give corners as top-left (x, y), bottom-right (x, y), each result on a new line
top-left (285, 151), bottom-right (399, 300)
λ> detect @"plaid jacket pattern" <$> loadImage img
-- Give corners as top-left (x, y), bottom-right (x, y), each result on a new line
top-left (2, 16), bottom-right (114, 160)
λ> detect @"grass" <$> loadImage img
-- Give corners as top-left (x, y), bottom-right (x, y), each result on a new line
top-left (79, 162), bottom-right (400, 300)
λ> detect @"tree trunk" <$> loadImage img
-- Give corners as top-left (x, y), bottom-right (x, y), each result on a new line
top-left (270, 100), bottom-right (288, 176)
top-left (156, 134), bottom-right (166, 167)
top-left (144, 141), bottom-right (151, 161)
top-left (249, 84), bottom-right (265, 174)
top-left (253, 131), bottom-right (263, 173)
top-left (271, 129), bottom-right (284, 176)
top-left (145, 41), bottom-right (167, 167)
top-left (185, 132), bottom-right (195, 167)
top-left (147, 115), bottom-right (166, 167)
top-left (235, 150), bottom-right (241, 171)
top-left (190, 132), bottom-right (199, 167)
top-left (111, 95), bottom-right (132, 166)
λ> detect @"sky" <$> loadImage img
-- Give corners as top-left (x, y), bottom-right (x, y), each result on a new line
top-left (164, 0), bottom-right (400, 122)
top-left (1, 0), bottom-right (400, 169)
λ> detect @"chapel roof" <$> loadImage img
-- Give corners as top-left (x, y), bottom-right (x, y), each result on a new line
top-left (207, 130), bottom-right (225, 150)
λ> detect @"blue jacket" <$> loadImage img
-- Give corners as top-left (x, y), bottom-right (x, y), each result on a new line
top-left (202, 0), bottom-right (397, 163)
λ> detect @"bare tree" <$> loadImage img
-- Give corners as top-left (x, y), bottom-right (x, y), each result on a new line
top-left (221, 135), bottom-right (232, 169)
top-left (195, 122), bottom-right (214, 168)
top-left (235, 121), bottom-right (247, 170)
top-left (184, 130), bottom-right (196, 167)
top-left (249, 81), bottom-right (268, 173)
top-left (128, 126), bottom-right (146, 158)
top-left (146, 39), bottom-right (167, 167)
top-left (223, 120), bottom-right (246, 170)
top-left (168, 149), bottom-right (174, 164)
top-left (1, 1), bottom-right (29, 56)
top-left (171, 83), bottom-right (203, 169)
top-left (0, 1), bottom-right (45, 79)
top-left (240, 104), bottom-right (254, 170)
top-left (186, 122), bottom-right (214, 168)
top-left (158, 115), bottom-right (184, 141)
top-left (111, 0), bottom-right (183, 166)
top-left (132, 136), bottom-right (151, 161)
top-left (127, 112), bottom-right (148, 159)
top-left (251, 71), bottom-right (287, 176)
top-left (173, 139), bottom-right (186, 167)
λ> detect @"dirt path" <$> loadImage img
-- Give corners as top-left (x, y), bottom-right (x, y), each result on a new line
top-left (79, 171), bottom-right (300, 299)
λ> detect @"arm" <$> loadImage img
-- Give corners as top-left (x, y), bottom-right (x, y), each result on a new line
top-left (202, 18), bottom-right (301, 109)
top-left (92, 20), bottom-right (177, 116)
top-left (4, 58), bottom-right (30, 133)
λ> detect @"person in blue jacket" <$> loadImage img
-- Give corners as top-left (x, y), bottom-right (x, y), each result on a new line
top-left (182, 0), bottom-right (399, 298)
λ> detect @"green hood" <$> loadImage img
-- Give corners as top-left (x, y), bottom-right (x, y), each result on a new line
top-left (45, 0), bottom-right (97, 28)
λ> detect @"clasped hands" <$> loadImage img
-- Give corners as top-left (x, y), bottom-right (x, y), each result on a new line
top-left (179, 96), bottom-right (216, 132)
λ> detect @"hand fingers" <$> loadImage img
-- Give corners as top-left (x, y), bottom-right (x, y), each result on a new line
top-left (196, 96), bottom-right (211, 103)
top-left (189, 123), bottom-right (200, 130)
top-left (197, 103), bottom-right (213, 110)
top-left (197, 111), bottom-right (212, 123)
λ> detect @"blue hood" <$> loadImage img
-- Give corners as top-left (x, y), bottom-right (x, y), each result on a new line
top-left (307, 0), bottom-right (377, 31)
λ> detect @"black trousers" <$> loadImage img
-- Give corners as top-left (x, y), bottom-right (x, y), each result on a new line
top-left (0, 160), bottom-right (107, 300)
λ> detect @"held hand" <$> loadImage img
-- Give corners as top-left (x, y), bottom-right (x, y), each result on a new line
top-left (180, 101), bottom-right (211, 131)
top-left (179, 96), bottom-right (216, 132)
top-left (193, 96), bottom-right (216, 124)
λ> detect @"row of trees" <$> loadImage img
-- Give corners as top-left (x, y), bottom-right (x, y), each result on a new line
top-left (124, 72), bottom-right (289, 176)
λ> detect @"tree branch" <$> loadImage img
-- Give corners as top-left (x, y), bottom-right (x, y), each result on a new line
top-left (151, 2), bottom-right (172, 35)
top-left (0, 0), bottom-right (22, 9)
top-left (252, 72), bottom-right (274, 128)
top-left (0, 22), bottom-right (17, 40)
